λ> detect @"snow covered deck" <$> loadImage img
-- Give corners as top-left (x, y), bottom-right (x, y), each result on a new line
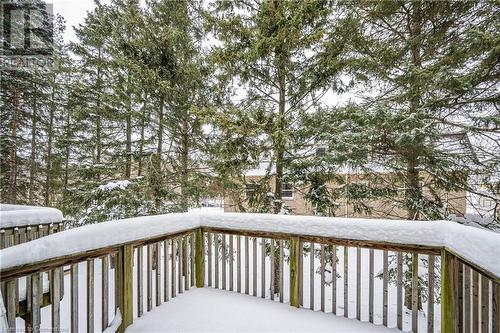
top-left (126, 288), bottom-right (396, 333)
top-left (1, 211), bottom-right (499, 333)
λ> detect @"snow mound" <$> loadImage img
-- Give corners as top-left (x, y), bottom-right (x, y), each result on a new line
top-left (0, 204), bottom-right (64, 229)
top-left (126, 288), bottom-right (394, 333)
top-left (97, 180), bottom-right (131, 192)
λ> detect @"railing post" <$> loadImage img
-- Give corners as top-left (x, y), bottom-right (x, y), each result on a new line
top-left (196, 228), bottom-right (205, 288)
top-left (117, 244), bottom-right (134, 333)
top-left (290, 236), bottom-right (300, 308)
top-left (441, 250), bottom-right (458, 333)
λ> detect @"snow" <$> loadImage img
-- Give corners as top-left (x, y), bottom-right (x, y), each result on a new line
top-left (6, 238), bottom-right (434, 332)
top-left (0, 213), bottom-right (200, 271)
top-left (125, 288), bottom-right (397, 333)
top-left (1, 212), bottom-right (499, 279)
top-left (0, 204), bottom-right (64, 229)
top-left (103, 309), bottom-right (122, 333)
top-left (202, 213), bottom-right (500, 277)
top-left (98, 180), bottom-right (131, 191)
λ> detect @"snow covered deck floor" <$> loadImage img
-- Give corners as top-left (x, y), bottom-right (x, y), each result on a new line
top-left (126, 288), bottom-right (397, 333)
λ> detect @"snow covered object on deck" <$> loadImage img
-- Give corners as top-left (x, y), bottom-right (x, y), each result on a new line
top-left (0, 204), bottom-right (64, 229)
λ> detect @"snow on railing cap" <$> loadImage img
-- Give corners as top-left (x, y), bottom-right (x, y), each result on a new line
top-left (0, 212), bottom-right (498, 279)
top-left (0, 204), bottom-right (64, 229)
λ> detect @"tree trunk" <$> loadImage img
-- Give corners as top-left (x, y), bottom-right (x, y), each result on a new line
top-left (157, 95), bottom-right (164, 156)
top-left (404, 1), bottom-right (423, 307)
top-left (29, 87), bottom-right (37, 203)
top-left (95, 47), bottom-right (102, 181)
top-left (138, 96), bottom-right (147, 177)
top-left (152, 94), bottom-right (165, 210)
top-left (44, 84), bottom-right (55, 206)
top-left (272, 0), bottom-right (288, 295)
top-left (125, 73), bottom-right (132, 179)
top-left (180, 116), bottom-right (189, 212)
top-left (63, 111), bottom-right (71, 199)
top-left (8, 89), bottom-right (19, 203)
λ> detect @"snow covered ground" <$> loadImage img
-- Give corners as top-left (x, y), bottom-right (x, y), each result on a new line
top-left (10, 243), bottom-right (440, 332)
top-left (126, 288), bottom-right (398, 333)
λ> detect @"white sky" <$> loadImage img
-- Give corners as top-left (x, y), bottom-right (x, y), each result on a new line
top-left (51, 0), bottom-right (99, 43)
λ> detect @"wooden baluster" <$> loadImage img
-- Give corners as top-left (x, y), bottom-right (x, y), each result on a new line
top-left (481, 275), bottom-right (489, 333)
top-left (71, 264), bottom-right (79, 333)
top-left (229, 235), bottom-right (234, 291)
top-left (253, 237), bottom-right (257, 297)
top-left (184, 237), bottom-right (189, 291)
top-left (102, 256), bottom-right (109, 329)
top-left (195, 228), bottom-right (205, 288)
top-left (279, 240), bottom-right (284, 303)
top-left (245, 236), bottom-right (249, 295)
top-left (493, 282), bottom-right (499, 333)
top-left (289, 236), bottom-right (300, 308)
top-left (13, 228), bottom-right (19, 313)
top-left (428, 255), bottom-right (435, 333)
top-left (298, 241), bottom-right (303, 306)
top-left (464, 265), bottom-right (471, 333)
top-left (321, 244), bottom-right (325, 312)
top-left (397, 252), bottom-right (403, 330)
top-left (31, 273), bottom-right (41, 333)
top-left (137, 247), bottom-right (143, 317)
top-left (51, 268), bottom-right (61, 333)
top-left (26, 227), bottom-right (34, 320)
top-left (369, 249), bottom-right (374, 323)
top-left (237, 235), bottom-right (241, 293)
top-left (164, 240), bottom-right (170, 301)
top-left (458, 262), bottom-right (464, 333)
top-left (332, 245), bottom-right (337, 315)
top-left (147, 244), bottom-right (153, 310)
top-left (270, 239), bottom-right (275, 300)
top-left (191, 234), bottom-right (196, 287)
top-left (6, 279), bottom-right (16, 331)
top-left (117, 245), bottom-right (133, 333)
top-left (261, 238), bottom-right (266, 298)
top-left (344, 246), bottom-right (348, 318)
top-left (222, 234), bottom-right (227, 290)
top-left (208, 233), bottom-right (212, 287)
top-left (215, 234), bottom-right (219, 289)
top-left (179, 238), bottom-right (184, 293)
top-left (87, 259), bottom-right (95, 333)
top-left (412, 253), bottom-right (419, 332)
top-left (383, 250), bottom-right (388, 327)
top-left (156, 242), bottom-right (162, 305)
top-left (310, 242), bottom-right (315, 310)
top-left (171, 240), bottom-right (177, 298)
top-left (441, 250), bottom-right (460, 333)
top-left (473, 270), bottom-right (479, 333)
top-left (357, 247), bottom-right (361, 320)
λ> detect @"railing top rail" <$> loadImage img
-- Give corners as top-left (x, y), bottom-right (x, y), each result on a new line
top-left (1, 212), bottom-right (499, 281)
top-left (0, 204), bottom-right (64, 229)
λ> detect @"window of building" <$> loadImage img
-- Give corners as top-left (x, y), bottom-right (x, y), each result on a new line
top-left (316, 147), bottom-right (326, 156)
top-left (245, 183), bottom-right (257, 198)
top-left (281, 183), bottom-right (293, 198)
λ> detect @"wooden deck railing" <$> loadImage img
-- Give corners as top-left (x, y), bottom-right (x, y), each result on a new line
top-left (0, 213), bottom-right (498, 333)
top-left (0, 223), bottom-right (65, 249)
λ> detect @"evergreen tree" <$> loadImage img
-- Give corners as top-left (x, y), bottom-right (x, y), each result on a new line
top-left (207, 0), bottom-right (338, 214)
top-left (299, 0), bottom-right (499, 221)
